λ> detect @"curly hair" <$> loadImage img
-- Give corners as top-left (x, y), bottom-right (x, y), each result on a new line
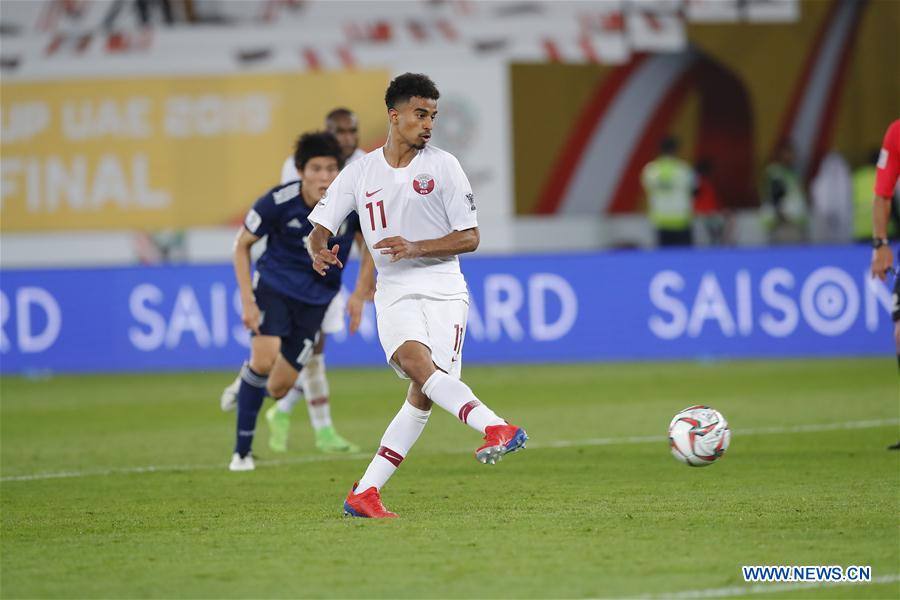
top-left (293, 131), bottom-right (344, 172)
top-left (384, 73), bottom-right (440, 109)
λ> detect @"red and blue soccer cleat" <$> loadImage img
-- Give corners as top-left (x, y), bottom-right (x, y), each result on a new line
top-left (343, 483), bottom-right (398, 518)
top-left (475, 423), bottom-right (528, 464)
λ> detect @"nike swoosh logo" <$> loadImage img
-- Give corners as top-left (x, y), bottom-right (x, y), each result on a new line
top-left (377, 445), bottom-right (404, 466)
top-left (365, 189), bottom-right (382, 197)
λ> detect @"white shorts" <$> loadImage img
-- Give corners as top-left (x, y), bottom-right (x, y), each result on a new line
top-left (321, 291), bottom-right (346, 335)
top-left (376, 295), bottom-right (468, 380)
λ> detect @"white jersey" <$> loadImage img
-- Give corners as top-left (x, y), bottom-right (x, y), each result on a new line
top-left (308, 145), bottom-right (478, 308)
top-left (280, 148), bottom-right (366, 184)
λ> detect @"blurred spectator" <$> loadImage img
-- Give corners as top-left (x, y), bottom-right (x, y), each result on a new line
top-left (692, 159), bottom-right (725, 246)
top-left (136, 0), bottom-right (174, 25)
top-left (853, 148), bottom-right (899, 243)
top-left (641, 136), bottom-right (695, 247)
top-left (810, 151), bottom-right (852, 243)
top-left (104, 0), bottom-right (195, 29)
top-left (760, 141), bottom-right (808, 244)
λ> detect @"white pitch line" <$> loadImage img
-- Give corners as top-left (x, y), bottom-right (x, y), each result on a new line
top-left (630, 573), bottom-right (900, 599)
top-left (1, 418), bottom-right (897, 483)
top-left (0, 452), bottom-right (374, 483)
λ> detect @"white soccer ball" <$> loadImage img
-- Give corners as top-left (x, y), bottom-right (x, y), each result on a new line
top-left (668, 405), bottom-right (731, 467)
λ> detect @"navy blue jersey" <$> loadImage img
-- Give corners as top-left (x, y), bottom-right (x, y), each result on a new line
top-left (243, 180), bottom-right (359, 305)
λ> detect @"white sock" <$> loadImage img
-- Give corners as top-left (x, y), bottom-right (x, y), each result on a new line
top-left (301, 354), bottom-right (332, 431)
top-left (275, 380), bottom-right (304, 414)
top-left (356, 400), bottom-right (431, 493)
top-left (421, 371), bottom-right (505, 434)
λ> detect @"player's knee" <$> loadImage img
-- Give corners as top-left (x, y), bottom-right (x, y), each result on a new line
top-left (267, 379), bottom-right (292, 400)
top-left (248, 357), bottom-right (273, 376)
top-left (407, 383), bottom-right (433, 411)
top-left (401, 358), bottom-right (435, 386)
top-left (393, 343), bottom-right (435, 385)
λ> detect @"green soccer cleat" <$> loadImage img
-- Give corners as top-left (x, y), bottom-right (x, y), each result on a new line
top-left (265, 406), bottom-right (291, 453)
top-left (315, 426), bottom-right (360, 454)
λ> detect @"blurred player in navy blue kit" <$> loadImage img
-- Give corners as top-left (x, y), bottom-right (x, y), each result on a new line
top-left (229, 132), bottom-right (374, 471)
top-left (266, 109), bottom-right (365, 455)
top-left (222, 110), bottom-right (367, 455)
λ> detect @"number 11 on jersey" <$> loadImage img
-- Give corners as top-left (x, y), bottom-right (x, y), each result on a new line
top-left (365, 200), bottom-right (387, 230)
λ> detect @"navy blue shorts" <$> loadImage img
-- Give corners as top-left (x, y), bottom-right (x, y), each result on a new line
top-left (253, 280), bottom-right (329, 370)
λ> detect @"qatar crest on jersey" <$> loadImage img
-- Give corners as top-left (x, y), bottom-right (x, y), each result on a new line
top-left (412, 173), bottom-right (435, 195)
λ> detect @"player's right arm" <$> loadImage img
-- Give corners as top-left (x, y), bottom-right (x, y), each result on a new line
top-left (234, 191), bottom-right (278, 334)
top-left (233, 227), bottom-right (261, 335)
top-left (308, 161), bottom-right (359, 276)
top-left (308, 224), bottom-right (343, 276)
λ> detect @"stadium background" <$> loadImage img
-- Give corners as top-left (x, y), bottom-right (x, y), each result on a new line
top-left (1, 2), bottom-right (899, 599)
top-left (2, 0), bottom-right (898, 373)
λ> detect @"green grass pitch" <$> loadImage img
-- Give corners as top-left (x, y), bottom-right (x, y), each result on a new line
top-left (1, 358), bottom-right (898, 599)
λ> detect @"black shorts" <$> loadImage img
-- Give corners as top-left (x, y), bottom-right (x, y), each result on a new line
top-left (253, 280), bottom-right (329, 370)
top-left (893, 276), bottom-right (900, 323)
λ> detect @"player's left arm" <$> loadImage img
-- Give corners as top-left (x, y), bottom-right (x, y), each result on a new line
top-left (871, 194), bottom-right (894, 281)
top-left (374, 228), bottom-right (479, 261)
top-left (375, 154), bottom-right (479, 262)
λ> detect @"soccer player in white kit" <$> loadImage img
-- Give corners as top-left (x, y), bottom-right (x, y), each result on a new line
top-left (308, 73), bottom-right (528, 518)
